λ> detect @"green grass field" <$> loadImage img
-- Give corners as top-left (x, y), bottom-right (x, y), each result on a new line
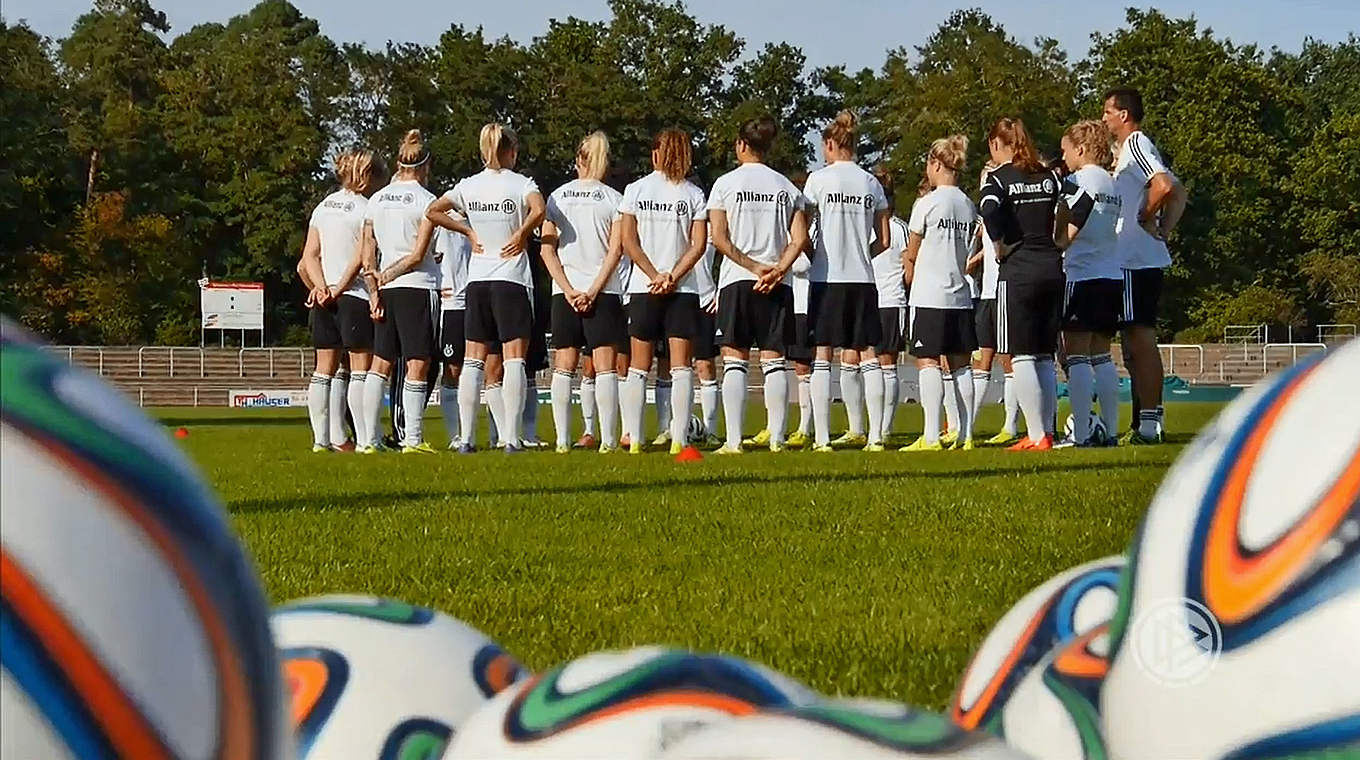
top-left (163, 402), bottom-right (1224, 710)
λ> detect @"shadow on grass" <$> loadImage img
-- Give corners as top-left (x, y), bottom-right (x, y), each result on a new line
top-left (229, 460), bottom-right (1168, 514)
top-left (162, 416), bottom-right (307, 427)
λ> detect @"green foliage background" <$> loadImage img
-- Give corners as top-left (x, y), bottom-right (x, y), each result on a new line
top-left (2, 1), bottom-right (1356, 344)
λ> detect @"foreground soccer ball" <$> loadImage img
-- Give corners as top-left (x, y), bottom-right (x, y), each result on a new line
top-left (0, 319), bottom-right (288, 760)
top-left (271, 595), bottom-right (527, 759)
top-left (1062, 414), bottom-right (1108, 445)
top-left (656, 701), bottom-right (1027, 759)
top-left (999, 624), bottom-right (1112, 760)
top-left (444, 646), bottom-right (818, 759)
top-left (950, 556), bottom-right (1124, 736)
top-left (1102, 342), bottom-right (1360, 759)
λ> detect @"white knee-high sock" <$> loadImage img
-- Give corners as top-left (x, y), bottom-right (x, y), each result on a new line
top-left (1002, 371), bottom-right (1019, 435)
top-left (1013, 355), bottom-right (1047, 444)
top-left (881, 365), bottom-right (899, 436)
top-left (1067, 355), bottom-right (1094, 442)
top-left (919, 366), bottom-right (944, 445)
top-left (840, 362), bottom-right (864, 436)
top-left (596, 371), bottom-right (619, 448)
top-left (951, 366), bottom-right (976, 442)
top-left (551, 369), bottom-right (574, 448)
top-left (861, 359), bottom-right (884, 444)
top-left (722, 360), bottom-right (748, 449)
top-left (502, 358), bottom-right (526, 448)
top-left (970, 368), bottom-right (990, 430)
top-left (654, 379), bottom-right (672, 440)
top-left (762, 358), bottom-right (788, 445)
top-left (485, 383), bottom-right (504, 447)
top-left (307, 372), bottom-right (331, 447)
top-left (348, 371), bottom-right (368, 448)
top-left (401, 379), bottom-right (427, 447)
top-left (811, 360), bottom-right (832, 447)
top-left (329, 370), bottom-right (349, 445)
top-left (623, 368), bottom-right (648, 446)
top-left (521, 375), bottom-right (539, 443)
top-left (670, 367), bottom-right (693, 446)
top-left (943, 372), bottom-right (960, 435)
top-left (1092, 354), bottom-right (1120, 439)
top-left (700, 378), bottom-right (719, 438)
top-left (439, 381), bottom-right (459, 445)
top-left (797, 374), bottom-right (812, 435)
top-left (457, 359), bottom-right (484, 449)
top-left (363, 371), bottom-right (387, 448)
top-left (1039, 356), bottom-right (1058, 435)
top-left (580, 376), bottom-right (597, 437)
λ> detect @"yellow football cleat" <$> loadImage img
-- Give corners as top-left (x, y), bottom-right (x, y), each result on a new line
top-left (742, 429), bottom-right (771, 448)
top-left (715, 445), bottom-right (744, 455)
top-left (830, 432), bottom-right (867, 448)
top-left (941, 430), bottom-right (959, 448)
top-left (899, 436), bottom-right (944, 452)
top-left (811, 444), bottom-right (835, 453)
top-left (786, 430), bottom-right (811, 449)
top-left (864, 442), bottom-right (887, 452)
top-left (401, 442), bottom-right (437, 454)
top-left (985, 430), bottom-right (1021, 446)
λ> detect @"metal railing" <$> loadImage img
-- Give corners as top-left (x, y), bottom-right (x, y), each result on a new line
top-left (1158, 344), bottom-right (1205, 376)
top-left (137, 347), bottom-right (204, 378)
top-left (1317, 324), bottom-right (1357, 343)
top-left (238, 347), bottom-right (308, 378)
top-left (1263, 343), bottom-right (1327, 373)
top-left (48, 345), bottom-right (107, 376)
top-left (1223, 324), bottom-right (1267, 345)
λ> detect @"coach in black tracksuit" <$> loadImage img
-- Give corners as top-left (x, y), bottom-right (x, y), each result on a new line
top-left (979, 118), bottom-right (1065, 450)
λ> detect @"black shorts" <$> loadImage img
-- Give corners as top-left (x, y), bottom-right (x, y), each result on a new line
top-left (1064, 278), bottom-right (1123, 336)
top-left (465, 281), bottom-right (533, 344)
top-left (786, 314), bottom-right (813, 363)
top-left (374, 287), bottom-right (438, 362)
top-left (628, 293), bottom-right (701, 342)
top-left (809, 283), bottom-right (880, 349)
top-left (439, 309), bottom-right (465, 365)
top-left (693, 309), bottom-right (717, 360)
top-left (716, 282), bottom-right (794, 353)
top-left (310, 302), bottom-right (343, 350)
top-left (1119, 267), bottom-right (1163, 328)
top-left (996, 278), bottom-right (1063, 356)
top-left (974, 298), bottom-right (998, 351)
top-left (875, 307), bottom-right (907, 355)
top-left (551, 293), bottom-right (628, 352)
top-left (909, 307), bottom-right (978, 358)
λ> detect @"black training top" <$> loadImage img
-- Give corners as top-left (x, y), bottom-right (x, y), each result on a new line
top-left (979, 163), bottom-right (1064, 283)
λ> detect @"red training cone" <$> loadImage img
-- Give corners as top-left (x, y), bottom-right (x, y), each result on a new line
top-left (674, 445), bottom-right (704, 463)
top-left (174, 427), bottom-right (189, 439)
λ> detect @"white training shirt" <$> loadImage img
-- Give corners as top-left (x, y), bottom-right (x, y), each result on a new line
top-left (546, 179), bottom-right (625, 295)
top-left (367, 179), bottom-right (438, 290)
top-left (619, 171), bottom-right (708, 295)
top-left (1113, 130), bottom-right (1173, 271)
top-left (802, 160), bottom-right (889, 284)
top-left (793, 222), bottom-right (815, 314)
top-left (708, 162), bottom-right (804, 290)
top-left (1063, 164), bottom-right (1124, 282)
top-left (907, 185), bottom-right (978, 310)
top-left (873, 215), bottom-right (909, 309)
top-left (443, 168), bottom-right (541, 288)
top-left (309, 189), bottom-right (368, 298)
top-left (696, 239), bottom-right (718, 310)
top-left (436, 228), bottom-right (471, 311)
top-left (978, 224), bottom-right (1000, 300)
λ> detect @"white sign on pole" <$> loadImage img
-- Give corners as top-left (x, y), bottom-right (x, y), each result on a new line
top-left (201, 282), bottom-right (264, 330)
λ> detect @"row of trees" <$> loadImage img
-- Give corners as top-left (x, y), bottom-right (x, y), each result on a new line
top-left (2, 0), bottom-right (1357, 344)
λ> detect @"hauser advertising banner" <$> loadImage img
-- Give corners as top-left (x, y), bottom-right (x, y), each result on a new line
top-left (230, 389), bottom-right (308, 409)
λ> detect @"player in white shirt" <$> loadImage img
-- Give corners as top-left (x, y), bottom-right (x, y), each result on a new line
top-left (540, 132), bottom-right (627, 453)
top-left (707, 116), bottom-right (810, 453)
top-left (900, 136), bottom-right (980, 451)
top-left (619, 128), bottom-right (709, 455)
top-left (1054, 120), bottom-right (1125, 447)
top-left (1101, 86), bottom-right (1187, 444)
top-left (435, 224), bottom-right (471, 448)
top-left (870, 166), bottom-right (909, 441)
top-left (801, 111), bottom-right (892, 452)
top-left (298, 148), bottom-right (382, 453)
top-left (358, 131), bottom-right (441, 454)
top-left (426, 122), bottom-right (546, 454)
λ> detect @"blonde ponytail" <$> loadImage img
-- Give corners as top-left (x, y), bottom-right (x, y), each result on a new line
top-left (340, 148), bottom-right (380, 194)
top-left (479, 122), bottom-right (519, 170)
top-left (397, 129), bottom-right (429, 168)
top-left (928, 134), bottom-right (968, 174)
top-left (822, 110), bottom-right (858, 152)
top-left (577, 131), bottom-right (610, 181)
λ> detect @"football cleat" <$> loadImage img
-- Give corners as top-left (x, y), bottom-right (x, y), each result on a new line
top-left (555, 444), bottom-right (571, 454)
top-left (1120, 429), bottom-right (1162, 446)
top-left (699, 434), bottom-right (723, 450)
top-left (940, 429), bottom-right (960, 448)
top-left (985, 430), bottom-right (1021, 446)
top-left (574, 433), bottom-right (597, 449)
top-left (670, 441), bottom-right (683, 456)
top-left (652, 431), bottom-right (672, 447)
top-left (598, 443), bottom-right (617, 454)
top-left (960, 438), bottom-right (976, 451)
top-left (899, 436), bottom-right (944, 452)
top-left (864, 442), bottom-right (886, 452)
top-left (628, 441), bottom-right (644, 455)
top-left (330, 440), bottom-right (356, 453)
top-left (830, 432), bottom-right (867, 448)
top-left (811, 443), bottom-right (835, 453)
top-left (715, 445), bottom-right (744, 455)
top-left (769, 440), bottom-right (787, 453)
top-left (742, 429), bottom-right (771, 448)
top-left (311, 444), bottom-right (331, 454)
top-left (401, 442), bottom-right (437, 454)
top-left (786, 430), bottom-right (811, 449)
top-left (503, 444), bottom-right (524, 455)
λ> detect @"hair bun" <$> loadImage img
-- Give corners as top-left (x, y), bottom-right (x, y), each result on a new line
top-left (402, 129), bottom-right (423, 146)
top-left (834, 110), bottom-right (857, 129)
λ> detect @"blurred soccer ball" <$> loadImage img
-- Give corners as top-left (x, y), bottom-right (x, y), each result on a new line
top-left (271, 595), bottom-right (527, 759)
top-left (445, 645), bottom-right (818, 759)
top-left (0, 319), bottom-right (288, 760)
top-left (1063, 414), bottom-right (1108, 445)
top-left (1102, 341), bottom-right (1360, 758)
top-left (686, 415), bottom-right (707, 441)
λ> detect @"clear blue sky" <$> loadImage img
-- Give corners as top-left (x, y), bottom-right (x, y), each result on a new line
top-left (5, 0), bottom-right (1356, 71)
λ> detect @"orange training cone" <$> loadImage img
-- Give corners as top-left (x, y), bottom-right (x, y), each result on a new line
top-left (174, 427), bottom-right (189, 439)
top-left (674, 445), bottom-right (704, 462)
